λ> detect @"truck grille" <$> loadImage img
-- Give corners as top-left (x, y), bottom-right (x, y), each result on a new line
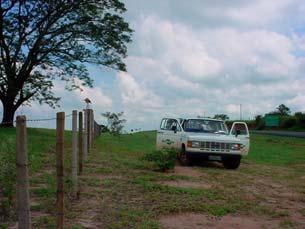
top-left (200, 141), bottom-right (230, 152)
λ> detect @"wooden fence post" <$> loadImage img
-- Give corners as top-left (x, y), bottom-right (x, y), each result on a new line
top-left (91, 110), bottom-right (94, 145)
top-left (71, 110), bottom-right (78, 198)
top-left (83, 109), bottom-right (88, 161)
top-left (78, 111), bottom-right (83, 175)
top-left (87, 109), bottom-right (91, 150)
top-left (16, 115), bottom-right (31, 229)
top-left (56, 112), bottom-right (65, 229)
top-left (89, 109), bottom-right (93, 148)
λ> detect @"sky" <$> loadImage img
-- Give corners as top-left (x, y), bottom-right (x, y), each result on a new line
top-left (2, 0), bottom-right (305, 131)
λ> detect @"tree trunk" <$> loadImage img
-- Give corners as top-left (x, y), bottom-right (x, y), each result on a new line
top-left (1, 100), bottom-right (16, 128)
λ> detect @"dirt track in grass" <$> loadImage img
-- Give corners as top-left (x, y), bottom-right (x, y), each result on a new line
top-left (66, 150), bottom-right (305, 229)
top-left (15, 131), bottom-right (304, 229)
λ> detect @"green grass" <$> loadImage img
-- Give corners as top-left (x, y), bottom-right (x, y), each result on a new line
top-left (1, 129), bottom-right (305, 228)
top-left (0, 127), bottom-right (72, 173)
top-left (68, 131), bottom-right (305, 228)
top-left (246, 134), bottom-right (305, 166)
top-left (0, 127), bottom-right (72, 226)
top-left (100, 131), bottom-right (305, 166)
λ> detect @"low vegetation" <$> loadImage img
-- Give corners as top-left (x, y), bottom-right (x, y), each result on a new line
top-left (1, 129), bottom-right (305, 228)
top-left (67, 131), bottom-right (305, 228)
top-left (0, 127), bottom-right (72, 227)
top-left (143, 148), bottom-right (177, 171)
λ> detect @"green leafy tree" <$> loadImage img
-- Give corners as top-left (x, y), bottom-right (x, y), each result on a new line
top-left (213, 114), bottom-right (229, 120)
top-left (0, 0), bottom-right (132, 127)
top-left (276, 104), bottom-right (291, 116)
top-left (102, 111), bottom-right (126, 135)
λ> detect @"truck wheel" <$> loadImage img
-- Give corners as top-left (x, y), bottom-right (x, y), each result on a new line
top-left (179, 146), bottom-right (192, 166)
top-left (223, 156), bottom-right (241, 169)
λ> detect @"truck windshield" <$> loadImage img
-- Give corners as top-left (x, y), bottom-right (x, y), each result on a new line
top-left (183, 119), bottom-right (228, 134)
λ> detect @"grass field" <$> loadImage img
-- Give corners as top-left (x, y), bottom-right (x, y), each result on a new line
top-left (68, 131), bottom-right (305, 228)
top-left (0, 127), bottom-right (72, 228)
top-left (1, 129), bottom-right (305, 228)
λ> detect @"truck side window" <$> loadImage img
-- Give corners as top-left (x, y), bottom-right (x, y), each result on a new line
top-left (161, 119), bottom-right (181, 131)
top-left (160, 119), bottom-right (167, 130)
top-left (231, 123), bottom-right (248, 135)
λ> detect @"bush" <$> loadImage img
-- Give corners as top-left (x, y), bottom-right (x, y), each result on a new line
top-left (295, 112), bottom-right (305, 128)
top-left (0, 139), bottom-right (16, 221)
top-left (280, 116), bottom-right (296, 129)
top-left (144, 148), bottom-right (177, 172)
top-left (256, 119), bottom-right (265, 130)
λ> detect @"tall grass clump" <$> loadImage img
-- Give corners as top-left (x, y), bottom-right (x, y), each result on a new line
top-left (0, 139), bottom-right (16, 221)
top-left (144, 148), bottom-right (177, 172)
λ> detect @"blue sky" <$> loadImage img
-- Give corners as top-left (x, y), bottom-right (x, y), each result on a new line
top-left (2, 0), bottom-right (305, 131)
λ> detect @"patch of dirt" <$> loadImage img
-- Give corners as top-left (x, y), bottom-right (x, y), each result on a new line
top-left (82, 174), bottom-right (122, 181)
top-left (160, 180), bottom-right (212, 189)
top-left (174, 165), bottom-right (202, 177)
top-left (69, 197), bottom-right (102, 229)
top-left (160, 213), bottom-right (282, 229)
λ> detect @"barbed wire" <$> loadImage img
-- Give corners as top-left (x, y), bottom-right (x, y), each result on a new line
top-left (0, 113), bottom-right (73, 125)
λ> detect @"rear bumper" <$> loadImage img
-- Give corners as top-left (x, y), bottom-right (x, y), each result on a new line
top-left (186, 151), bottom-right (241, 161)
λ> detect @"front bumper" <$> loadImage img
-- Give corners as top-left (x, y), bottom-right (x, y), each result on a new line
top-left (185, 150), bottom-right (241, 161)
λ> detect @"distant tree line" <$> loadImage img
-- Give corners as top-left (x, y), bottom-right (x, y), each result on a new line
top-left (214, 104), bottom-right (305, 131)
top-left (254, 104), bottom-right (305, 130)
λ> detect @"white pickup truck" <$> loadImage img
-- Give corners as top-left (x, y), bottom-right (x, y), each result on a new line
top-left (156, 118), bottom-right (250, 169)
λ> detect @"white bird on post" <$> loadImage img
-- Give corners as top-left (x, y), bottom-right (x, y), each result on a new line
top-left (84, 98), bottom-right (92, 109)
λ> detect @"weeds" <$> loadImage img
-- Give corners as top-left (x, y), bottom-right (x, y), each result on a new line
top-left (0, 139), bottom-right (16, 222)
top-left (143, 148), bottom-right (177, 171)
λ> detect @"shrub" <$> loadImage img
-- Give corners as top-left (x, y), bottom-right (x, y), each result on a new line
top-left (295, 112), bottom-right (305, 128)
top-left (280, 116), bottom-right (296, 129)
top-left (144, 148), bottom-right (177, 172)
top-left (256, 119), bottom-right (265, 130)
top-left (0, 139), bottom-right (16, 221)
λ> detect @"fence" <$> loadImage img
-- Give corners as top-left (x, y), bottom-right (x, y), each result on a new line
top-left (12, 108), bottom-right (102, 229)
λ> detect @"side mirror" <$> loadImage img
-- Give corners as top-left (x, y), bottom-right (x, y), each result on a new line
top-left (235, 129), bottom-right (241, 137)
top-left (171, 125), bottom-right (177, 133)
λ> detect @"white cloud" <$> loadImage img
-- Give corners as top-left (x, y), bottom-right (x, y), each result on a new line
top-left (119, 11), bottom-right (305, 127)
top-left (226, 0), bottom-right (295, 26)
top-left (52, 80), bottom-right (113, 111)
top-left (202, 28), bottom-right (299, 77)
top-left (137, 16), bottom-right (222, 80)
top-left (4, 0), bottom-right (305, 131)
top-left (117, 72), bottom-right (163, 110)
top-left (288, 95), bottom-right (305, 111)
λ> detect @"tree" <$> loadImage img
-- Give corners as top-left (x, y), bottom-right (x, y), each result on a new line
top-left (254, 115), bottom-right (262, 125)
top-left (213, 114), bottom-right (229, 121)
top-left (276, 104), bottom-right (291, 116)
top-left (102, 111), bottom-right (126, 135)
top-left (0, 0), bottom-right (132, 127)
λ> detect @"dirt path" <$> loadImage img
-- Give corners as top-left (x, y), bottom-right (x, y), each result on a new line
top-left (65, 150), bottom-right (305, 229)
top-left (159, 164), bottom-right (305, 229)
top-left (160, 213), bottom-right (282, 229)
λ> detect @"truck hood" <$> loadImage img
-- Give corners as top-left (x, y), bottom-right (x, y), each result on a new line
top-left (186, 133), bottom-right (240, 143)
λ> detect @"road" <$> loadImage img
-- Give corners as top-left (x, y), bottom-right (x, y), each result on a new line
top-left (251, 130), bottom-right (305, 138)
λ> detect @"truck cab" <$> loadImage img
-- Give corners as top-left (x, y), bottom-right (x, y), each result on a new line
top-left (156, 118), bottom-right (250, 169)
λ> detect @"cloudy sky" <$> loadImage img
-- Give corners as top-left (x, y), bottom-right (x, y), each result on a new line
top-left (3, 0), bottom-right (305, 130)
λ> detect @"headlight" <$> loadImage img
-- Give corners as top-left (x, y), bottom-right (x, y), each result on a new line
top-left (187, 141), bottom-right (201, 148)
top-left (230, 143), bottom-right (241, 150)
top-left (192, 141), bottom-right (201, 148)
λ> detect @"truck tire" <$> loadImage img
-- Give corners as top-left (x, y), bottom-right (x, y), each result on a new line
top-left (179, 145), bottom-right (192, 166)
top-left (223, 156), bottom-right (241, 169)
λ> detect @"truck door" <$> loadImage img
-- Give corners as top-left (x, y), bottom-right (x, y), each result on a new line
top-left (156, 118), bottom-right (181, 150)
top-left (230, 122), bottom-right (250, 155)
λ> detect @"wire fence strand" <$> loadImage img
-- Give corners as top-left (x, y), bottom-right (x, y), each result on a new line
top-left (0, 113), bottom-right (73, 125)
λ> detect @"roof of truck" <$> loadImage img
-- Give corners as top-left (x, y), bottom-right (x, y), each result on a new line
top-left (164, 117), bottom-right (225, 122)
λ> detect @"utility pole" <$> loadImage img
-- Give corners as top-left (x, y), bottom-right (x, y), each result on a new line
top-left (240, 104), bottom-right (242, 120)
